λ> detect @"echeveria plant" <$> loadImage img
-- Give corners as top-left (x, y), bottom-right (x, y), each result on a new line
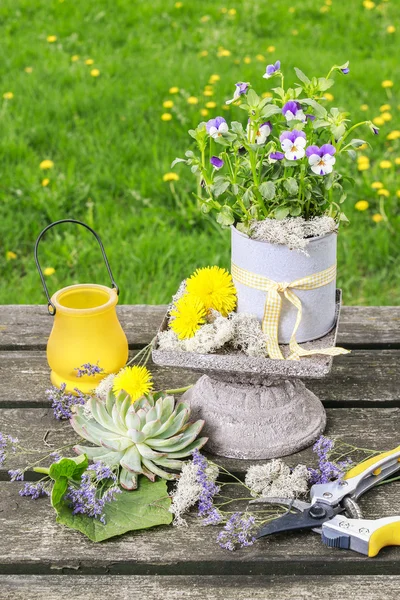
top-left (172, 61), bottom-right (378, 230)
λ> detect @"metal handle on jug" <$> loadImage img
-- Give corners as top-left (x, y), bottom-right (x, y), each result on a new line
top-left (34, 219), bottom-right (119, 316)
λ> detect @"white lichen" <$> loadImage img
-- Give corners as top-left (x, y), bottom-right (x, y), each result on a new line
top-left (249, 216), bottom-right (337, 253)
top-left (245, 460), bottom-right (309, 498)
top-left (230, 312), bottom-right (268, 358)
top-left (169, 460), bottom-right (219, 526)
top-left (95, 373), bottom-right (116, 401)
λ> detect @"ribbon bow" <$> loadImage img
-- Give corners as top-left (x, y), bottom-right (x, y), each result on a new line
top-left (231, 262), bottom-right (349, 361)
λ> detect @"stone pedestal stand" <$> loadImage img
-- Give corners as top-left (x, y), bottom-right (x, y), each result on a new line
top-left (152, 290), bottom-right (343, 460)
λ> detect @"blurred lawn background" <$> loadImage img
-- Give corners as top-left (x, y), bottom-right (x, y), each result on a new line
top-left (0, 0), bottom-right (399, 306)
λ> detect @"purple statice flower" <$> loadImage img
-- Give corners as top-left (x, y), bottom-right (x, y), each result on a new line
top-left (8, 468), bottom-right (24, 482)
top-left (217, 512), bottom-right (256, 551)
top-left (226, 82), bottom-right (249, 105)
top-left (210, 156), bottom-right (224, 170)
top-left (65, 469), bottom-right (121, 524)
top-left (308, 435), bottom-right (352, 485)
top-left (279, 130), bottom-right (307, 160)
top-left (270, 151), bottom-right (285, 161)
top-left (19, 482), bottom-right (50, 499)
top-left (341, 67), bottom-right (350, 74)
top-left (206, 116), bottom-right (229, 138)
top-left (192, 449), bottom-right (221, 525)
top-left (74, 362), bottom-right (104, 378)
top-left (282, 100), bottom-right (306, 123)
top-left (0, 432), bottom-right (19, 466)
top-left (306, 143), bottom-right (336, 175)
top-left (263, 60), bottom-right (281, 79)
top-left (46, 383), bottom-right (86, 420)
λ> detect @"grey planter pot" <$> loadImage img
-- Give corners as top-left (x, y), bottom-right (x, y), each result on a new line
top-left (231, 226), bottom-right (337, 343)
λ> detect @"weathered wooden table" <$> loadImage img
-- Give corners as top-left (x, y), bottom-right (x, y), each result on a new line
top-left (1, 304), bottom-right (400, 599)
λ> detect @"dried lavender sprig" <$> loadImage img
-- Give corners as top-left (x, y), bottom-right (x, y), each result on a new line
top-left (19, 481), bottom-right (50, 499)
top-left (74, 362), bottom-right (105, 378)
top-left (0, 432), bottom-right (19, 466)
top-left (45, 383), bottom-right (87, 420)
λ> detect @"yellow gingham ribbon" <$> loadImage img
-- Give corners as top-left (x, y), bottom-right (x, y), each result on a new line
top-left (231, 262), bottom-right (350, 361)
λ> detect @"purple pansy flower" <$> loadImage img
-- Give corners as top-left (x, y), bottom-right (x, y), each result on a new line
top-left (270, 151), bottom-right (285, 161)
top-left (282, 100), bottom-right (306, 123)
top-left (247, 120), bottom-right (272, 145)
top-left (306, 144), bottom-right (336, 175)
top-left (263, 61), bottom-right (281, 79)
top-left (206, 116), bottom-right (229, 138)
top-left (341, 67), bottom-right (350, 74)
top-left (210, 156), bottom-right (224, 169)
top-left (279, 130), bottom-right (307, 160)
top-left (226, 82), bottom-right (249, 104)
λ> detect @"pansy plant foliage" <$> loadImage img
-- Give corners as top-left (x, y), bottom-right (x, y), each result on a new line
top-left (172, 61), bottom-right (378, 230)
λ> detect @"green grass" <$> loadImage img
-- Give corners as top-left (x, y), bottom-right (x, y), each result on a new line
top-left (0, 0), bottom-right (399, 306)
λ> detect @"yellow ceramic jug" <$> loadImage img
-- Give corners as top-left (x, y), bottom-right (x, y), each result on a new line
top-left (35, 219), bottom-right (129, 394)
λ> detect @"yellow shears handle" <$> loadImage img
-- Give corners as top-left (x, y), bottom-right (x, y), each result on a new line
top-left (344, 445), bottom-right (400, 480)
top-left (369, 518), bottom-right (400, 557)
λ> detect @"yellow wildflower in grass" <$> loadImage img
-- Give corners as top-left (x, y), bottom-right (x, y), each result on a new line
top-left (387, 25), bottom-right (396, 33)
top-left (199, 50), bottom-right (208, 57)
top-left (320, 6), bottom-right (330, 12)
top-left (163, 100), bottom-right (174, 108)
top-left (200, 15), bottom-right (210, 23)
top-left (386, 130), bottom-right (400, 140)
top-left (291, 29), bottom-right (299, 35)
top-left (200, 108), bottom-right (209, 117)
top-left (24, 67), bottom-right (33, 73)
top-left (169, 86), bottom-right (179, 94)
top-left (382, 80), bottom-right (393, 88)
top-left (256, 54), bottom-right (265, 62)
top-left (203, 89), bottom-right (213, 96)
top-left (90, 69), bottom-right (100, 77)
top-left (209, 74), bottom-right (220, 83)
top-left (47, 35), bottom-right (57, 42)
top-left (381, 112), bottom-right (392, 121)
top-left (205, 101), bottom-right (216, 108)
top-left (228, 8), bottom-right (236, 15)
top-left (355, 200), bottom-right (369, 211)
top-left (222, 105), bottom-right (230, 111)
top-left (371, 181), bottom-right (383, 189)
top-left (262, 91), bottom-right (273, 98)
top-left (217, 49), bottom-right (231, 57)
top-left (396, 190), bottom-right (400, 198)
top-left (41, 178), bottom-right (50, 187)
top-left (85, 59), bottom-right (94, 65)
top-left (71, 55), bottom-right (79, 62)
top-left (323, 93), bottom-right (334, 101)
top-left (288, 7), bottom-right (296, 13)
top-left (380, 104), bottom-right (391, 111)
top-left (357, 157), bottom-right (370, 171)
top-left (163, 172), bottom-right (179, 182)
top-left (379, 160), bottom-right (392, 169)
top-left (244, 56), bottom-right (251, 64)
top-left (376, 189), bottom-right (389, 198)
top-left (360, 104), bottom-right (369, 111)
top-left (187, 96), bottom-right (199, 105)
top-left (267, 45), bottom-right (276, 52)
top-left (6, 251), bottom-right (17, 260)
top-left (357, 143), bottom-right (368, 151)
top-left (373, 116), bottom-right (385, 126)
top-left (113, 366), bottom-right (153, 402)
top-left (363, 0), bottom-right (375, 8)
top-left (175, 1), bottom-right (183, 7)
top-left (170, 295), bottom-right (207, 340)
top-left (372, 214), bottom-right (384, 223)
top-left (43, 267), bottom-right (56, 276)
top-left (325, 0), bottom-right (332, 5)
top-left (3, 92), bottom-right (13, 100)
top-left (161, 113), bottom-right (172, 121)
top-left (186, 266), bottom-right (237, 317)
top-left (395, 157), bottom-right (400, 165)
top-left (39, 160), bottom-right (54, 170)
top-left (220, 7), bottom-right (228, 13)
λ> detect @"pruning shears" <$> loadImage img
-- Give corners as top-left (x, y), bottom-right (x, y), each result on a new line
top-left (252, 445), bottom-right (400, 557)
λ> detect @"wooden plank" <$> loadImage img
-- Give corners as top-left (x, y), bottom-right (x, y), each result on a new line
top-left (1, 575), bottom-right (400, 600)
top-left (1, 406), bottom-right (399, 475)
top-left (1, 305), bottom-right (400, 351)
top-left (1, 350), bottom-right (399, 408)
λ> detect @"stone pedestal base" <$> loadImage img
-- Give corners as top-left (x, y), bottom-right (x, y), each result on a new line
top-left (182, 375), bottom-right (326, 460)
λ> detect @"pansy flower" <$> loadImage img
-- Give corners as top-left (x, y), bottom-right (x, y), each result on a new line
top-left (279, 130), bottom-right (307, 160)
top-left (226, 82), bottom-right (249, 104)
top-left (282, 101), bottom-right (306, 123)
top-left (341, 67), bottom-right (350, 74)
top-left (270, 151), bottom-right (285, 162)
top-left (263, 61), bottom-right (280, 79)
top-left (210, 156), bottom-right (224, 169)
top-left (247, 121), bottom-right (272, 145)
top-left (206, 116), bottom-right (229, 138)
top-left (306, 144), bottom-right (336, 175)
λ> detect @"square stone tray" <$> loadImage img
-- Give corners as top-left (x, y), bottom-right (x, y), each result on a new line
top-left (152, 289), bottom-right (343, 383)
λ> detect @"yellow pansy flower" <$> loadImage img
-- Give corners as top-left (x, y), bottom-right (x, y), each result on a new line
top-left (163, 172), bottom-right (179, 182)
top-left (355, 200), bottom-right (369, 211)
top-left (161, 113), bottom-right (172, 121)
top-left (372, 214), bottom-right (383, 223)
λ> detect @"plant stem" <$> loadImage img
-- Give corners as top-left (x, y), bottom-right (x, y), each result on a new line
top-left (33, 467), bottom-right (50, 475)
top-left (160, 385), bottom-right (193, 395)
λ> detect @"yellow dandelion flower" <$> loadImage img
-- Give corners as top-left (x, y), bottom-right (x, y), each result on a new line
top-left (163, 172), bottom-right (179, 182)
top-left (380, 104), bottom-right (391, 111)
top-left (203, 89), bottom-right (214, 96)
top-left (169, 86), bottom-right (179, 94)
top-left (396, 190), bottom-right (400, 198)
top-left (288, 7), bottom-right (295, 13)
top-left (205, 101), bottom-right (216, 108)
top-left (6, 251), bottom-right (17, 260)
top-left (163, 100), bottom-right (174, 108)
top-left (357, 162), bottom-right (370, 171)
top-left (395, 157), bottom-right (400, 165)
top-left (187, 96), bottom-right (199, 105)
top-left (24, 67), bottom-right (33, 73)
top-left (209, 74), bottom-right (220, 83)
top-left (39, 159), bottom-right (54, 170)
top-left (200, 108), bottom-right (209, 116)
top-left (373, 116), bottom-right (385, 126)
top-left (379, 160), bottom-right (392, 169)
top-left (320, 5), bottom-right (329, 12)
top-left (244, 56), bottom-right (252, 64)
top-left (186, 266), bottom-right (237, 317)
top-left (43, 267), bottom-right (56, 276)
top-left (387, 25), bottom-right (396, 33)
top-left (3, 92), bottom-right (13, 100)
top-left (220, 7), bottom-right (228, 13)
top-left (371, 181), bottom-right (383, 189)
top-left (363, 0), bottom-right (375, 8)
top-left (262, 91), bottom-right (273, 99)
top-left (386, 130), bottom-right (400, 140)
top-left (217, 49), bottom-right (231, 57)
top-left (175, 1), bottom-right (183, 7)
top-left (90, 69), bottom-right (100, 77)
top-left (170, 295), bottom-right (207, 340)
top-left (85, 58), bottom-right (94, 65)
top-left (113, 366), bottom-right (153, 402)
top-left (357, 143), bottom-right (368, 151)
top-left (47, 35), bottom-right (57, 43)
top-left (377, 188), bottom-right (390, 197)
top-left (222, 105), bottom-right (230, 111)
top-left (199, 50), bottom-right (208, 57)
top-left (41, 178), bottom-right (50, 186)
top-left (323, 92), bottom-right (334, 101)
top-left (256, 54), bottom-right (265, 62)
top-left (372, 214), bottom-right (384, 223)
top-left (71, 55), bottom-right (79, 62)
top-left (200, 15), bottom-right (210, 22)
top-left (381, 112), bottom-right (392, 121)
top-left (382, 80), bottom-right (393, 88)
top-left (228, 8), bottom-right (236, 15)
top-left (267, 45), bottom-right (276, 52)
top-left (357, 154), bottom-right (369, 161)
top-left (355, 200), bottom-right (369, 211)
top-left (325, 0), bottom-right (332, 5)
top-left (360, 104), bottom-right (369, 111)
top-left (161, 113), bottom-right (172, 121)
top-left (291, 29), bottom-right (299, 35)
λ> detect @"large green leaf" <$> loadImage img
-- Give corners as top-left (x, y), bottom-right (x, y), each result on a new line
top-left (54, 476), bottom-right (172, 542)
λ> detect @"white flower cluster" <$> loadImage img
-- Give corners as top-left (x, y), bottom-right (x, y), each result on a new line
top-left (245, 460), bottom-right (309, 498)
top-left (169, 460), bottom-right (219, 526)
top-left (95, 373), bottom-right (116, 401)
top-left (250, 216), bottom-right (337, 253)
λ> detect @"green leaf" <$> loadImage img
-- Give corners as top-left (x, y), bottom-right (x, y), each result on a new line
top-left (301, 98), bottom-right (327, 118)
top-left (347, 149), bottom-right (357, 160)
top-left (274, 207), bottom-right (289, 220)
top-left (212, 177), bottom-right (230, 197)
top-left (283, 177), bottom-right (299, 196)
top-left (317, 77), bottom-right (334, 91)
top-left (246, 89), bottom-right (260, 108)
top-left (171, 157), bottom-right (187, 168)
top-left (347, 138), bottom-right (368, 148)
top-left (49, 456), bottom-right (88, 482)
top-left (260, 104), bottom-right (282, 119)
top-left (258, 181), bottom-right (276, 201)
top-left (238, 103), bottom-right (250, 111)
top-left (54, 476), bottom-right (172, 542)
top-left (230, 121), bottom-right (244, 135)
top-left (312, 119), bottom-right (331, 130)
top-left (51, 477), bottom-right (68, 508)
top-left (216, 205), bottom-right (235, 227)
top-left (294, 67), bottom-right (310, 85)
top-left (290, 205), bottom-right (302, 216)
top-left (242, 187), bottom-right (254, 207)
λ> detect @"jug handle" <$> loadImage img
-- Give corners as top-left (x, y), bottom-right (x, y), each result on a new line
top-left (34, 219), bottom-right (119, 316)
